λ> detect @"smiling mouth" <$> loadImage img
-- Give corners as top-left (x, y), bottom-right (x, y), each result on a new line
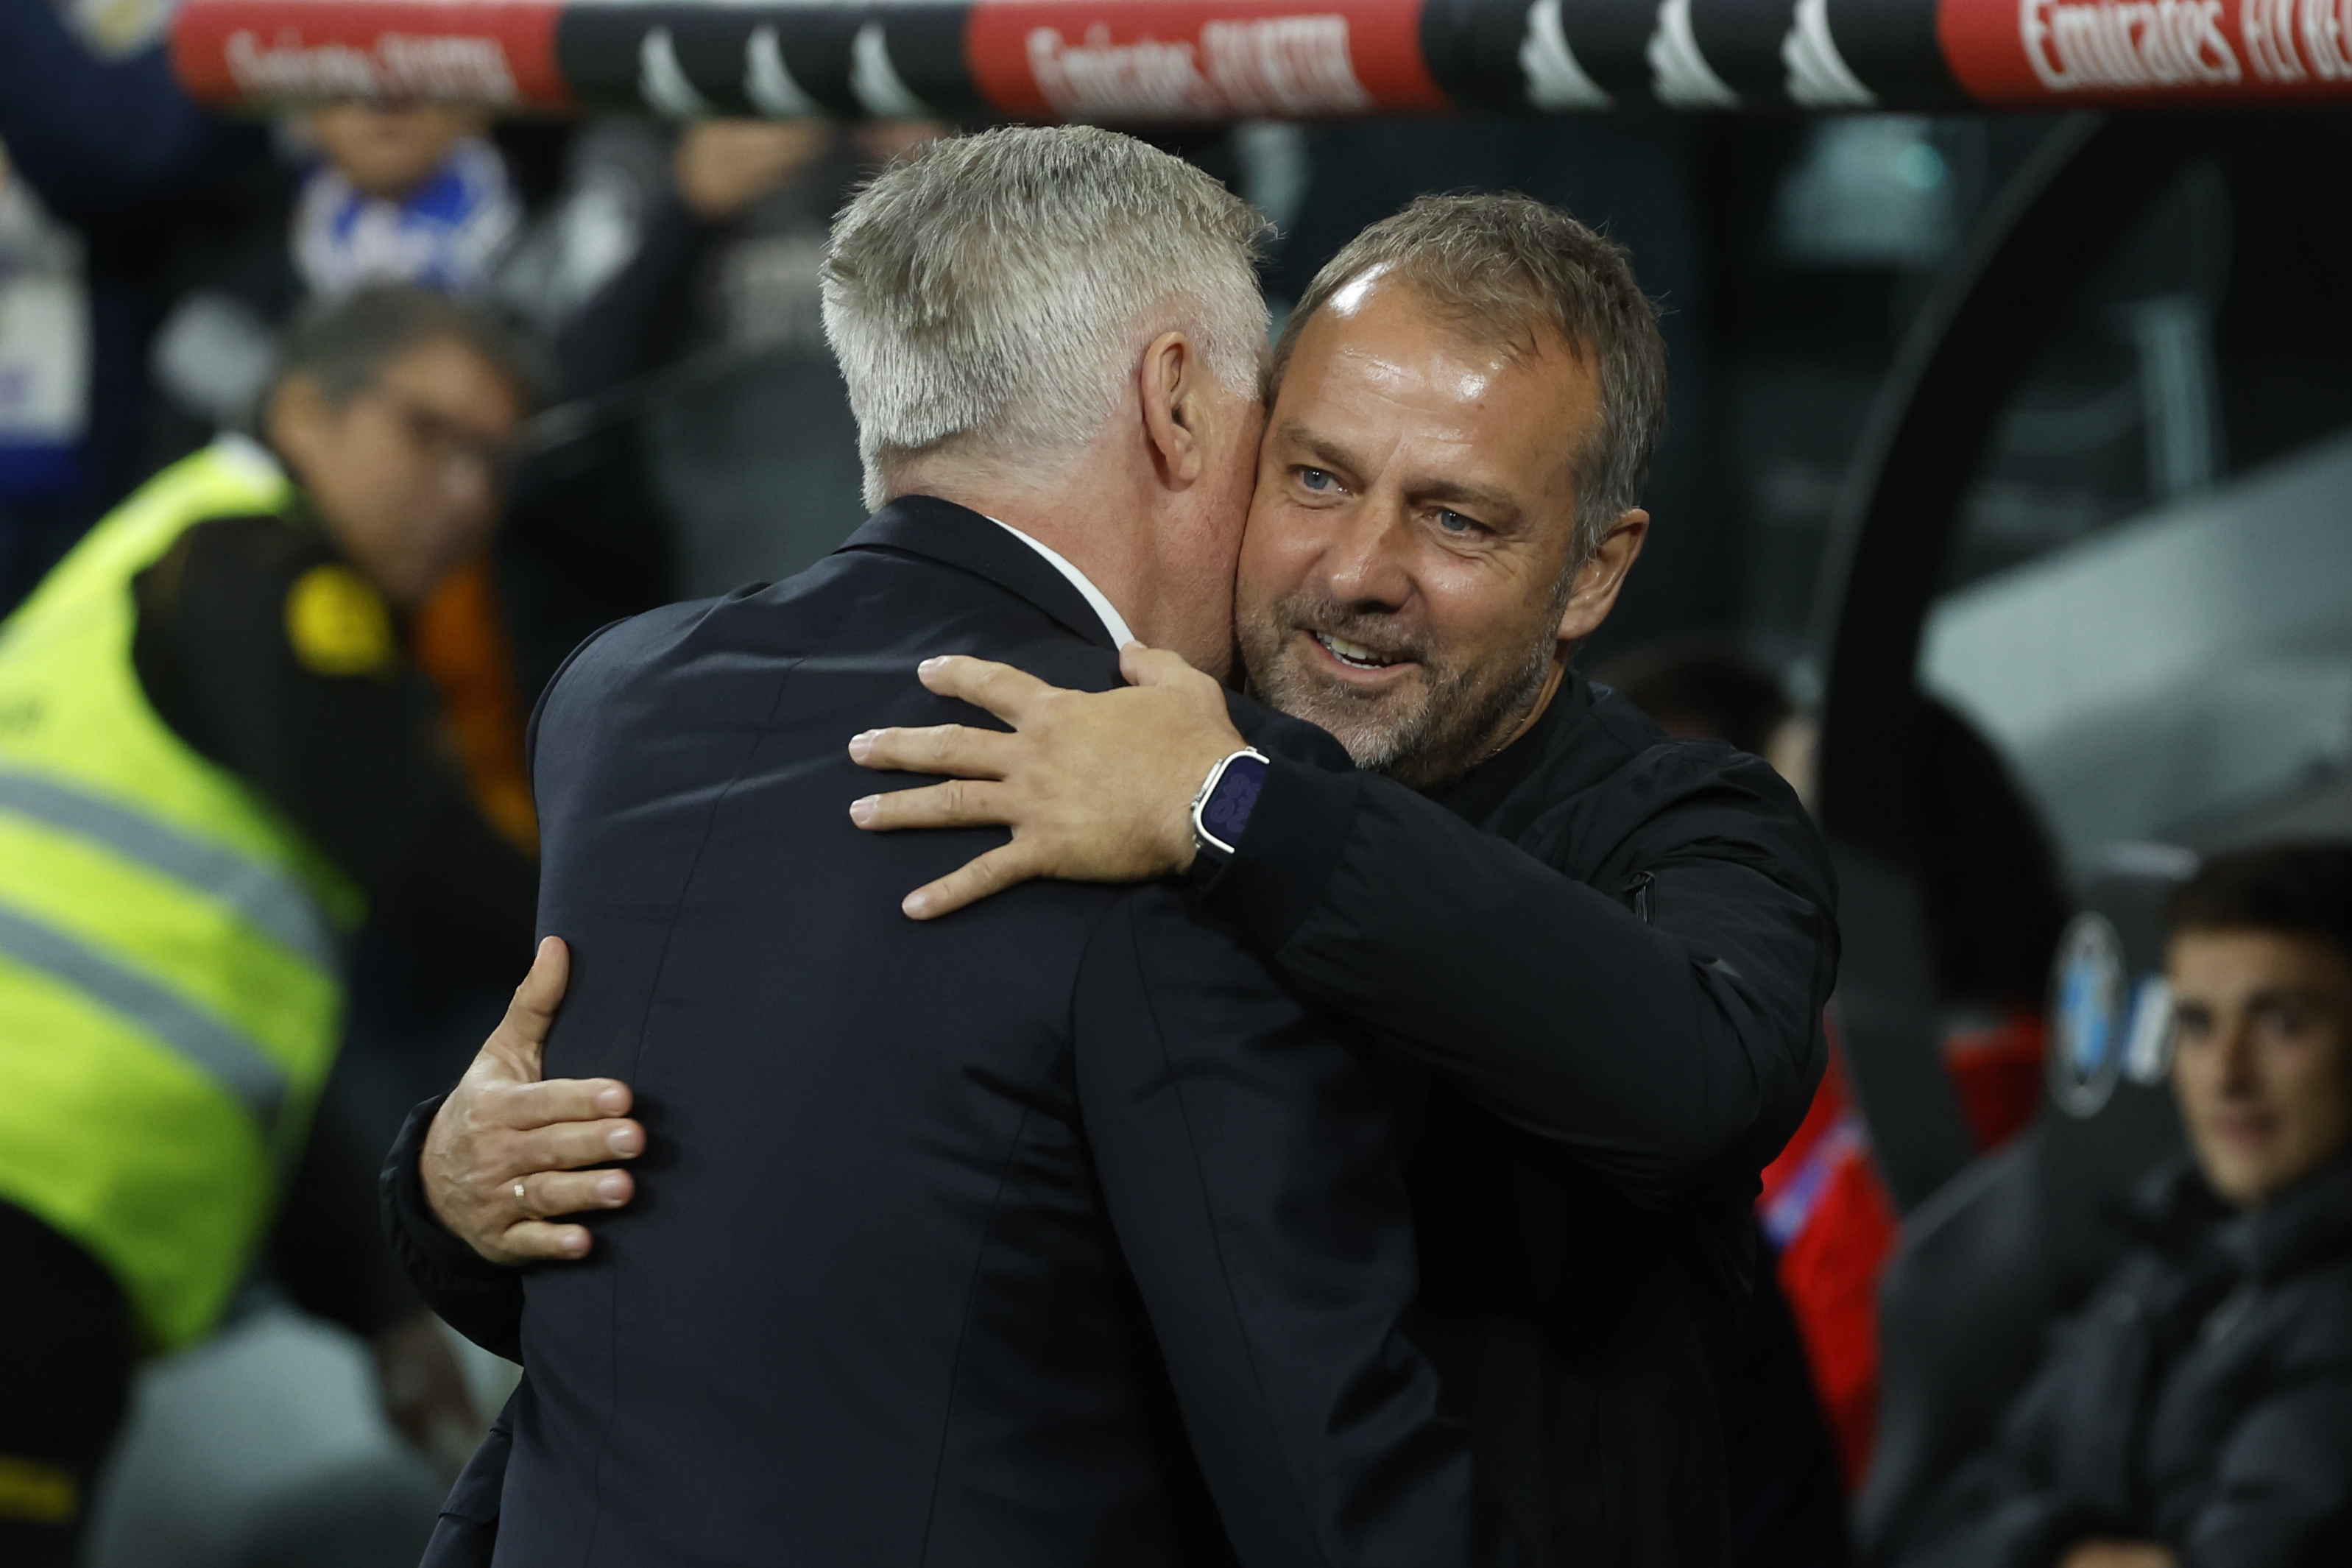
top-left (1311, 630), bottom-right (1409, 672)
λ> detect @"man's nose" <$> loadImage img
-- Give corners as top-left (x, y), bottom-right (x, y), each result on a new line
top-left (438, 455), bottom-right (498, 520)
top-left (2214, 1025), bottom-right (2262, 1095)
top-left (1318, 504), bottom-right (1413, 610)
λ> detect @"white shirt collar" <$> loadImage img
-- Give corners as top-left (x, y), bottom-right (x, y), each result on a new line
top-left (988, 518), bottom-right (1137, 648)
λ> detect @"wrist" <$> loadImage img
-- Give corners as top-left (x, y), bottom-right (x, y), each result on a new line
top-left (1187, 746), bottom-right (1271, 873)
top-left (1162, 727), bottom-right (1245, 872)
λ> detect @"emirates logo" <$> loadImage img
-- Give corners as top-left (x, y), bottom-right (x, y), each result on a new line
top-left (2018, 0), bottom-right (2242, 88)
top-left (1027, 15), bottom-right (1371, 121)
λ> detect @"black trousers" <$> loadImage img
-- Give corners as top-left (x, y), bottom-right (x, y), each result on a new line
top-left (0, 1203), bottom-right (134, 1567)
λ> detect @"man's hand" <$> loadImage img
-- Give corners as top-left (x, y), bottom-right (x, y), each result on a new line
top-left (421, 937), bottom-right (643, 1265)
top-left (846, 644), bottom-right (1246, 919)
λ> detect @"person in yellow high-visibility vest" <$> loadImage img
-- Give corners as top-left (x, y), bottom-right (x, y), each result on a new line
top-left (0, 284), bottom-right (540, 1563)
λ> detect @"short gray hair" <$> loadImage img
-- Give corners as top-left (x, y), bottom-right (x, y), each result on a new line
top-left (822, 127), bottom-right (1271, 508)
top-left (1273, 194), bottom-right (1666, 562)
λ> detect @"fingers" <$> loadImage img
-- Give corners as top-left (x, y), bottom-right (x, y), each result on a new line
top-left (476, 1113), bottom-right (643, 1175)
top-left (850, 779), bottom-right (1006, 833)
top-left (492, 1076), bottom-right (635, 1132)
top-left (513, 1165), bottom-right (635, 1221)
top-left (847, 722), bottom-right (1014, 780)
top-left (903, 842), bottom-right (1048, 920)
top-left (1119, 642), bottom-right (1203, 687)
top-left (491, 1220), bottom-right (597, 1263)
top-left (915, 654), bottom-right (1056, 722)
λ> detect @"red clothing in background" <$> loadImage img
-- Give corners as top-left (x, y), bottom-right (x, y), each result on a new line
top-left (1759, 1011), bottom-right (2046, 1489)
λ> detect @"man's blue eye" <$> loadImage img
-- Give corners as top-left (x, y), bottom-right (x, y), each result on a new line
top-left (1438, 510), bottom-right (1475, 534)
top-left (1299, 468), bottom-right (1333, 491)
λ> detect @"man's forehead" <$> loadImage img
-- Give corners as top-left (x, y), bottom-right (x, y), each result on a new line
top-left (1269, 300), bottom-right (1592, 515)
top-left (2171, 928), bottom-right (2352, 989)
top-left (1280, 287), bottom-right (1596, 428)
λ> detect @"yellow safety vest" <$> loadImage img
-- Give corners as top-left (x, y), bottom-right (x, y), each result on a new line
top-left (0, 437), bottom-right (362, 1349)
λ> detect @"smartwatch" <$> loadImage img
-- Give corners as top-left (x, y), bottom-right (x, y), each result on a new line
top-left (1189, 748), bottom-right (1271, 867)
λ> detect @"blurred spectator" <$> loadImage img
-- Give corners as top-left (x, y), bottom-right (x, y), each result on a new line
top-left (0, 288), bottom-right (540, 1563)
top-left (1604, 644), bottom-right (2079, 1501)
top-left (617, 119), bottom-right (942, 603)
top-left (0, 0), bottom-right (762, 618)
top-left (140, 101), bottom-right (728, 465)
top-left (1595, 634), bottom-right (1793, 757)
top-left (1893, 841), bottom-right (2352, 1568)
top-left (678, 119), bottom-right (908, 352)
top-left (0, 0), bottom-right (271, 606)
top-left (1759, 694), bottom-right (2072, 1487)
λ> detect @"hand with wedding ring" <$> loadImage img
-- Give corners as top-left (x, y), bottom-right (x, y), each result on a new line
top-left (420, 938), bottom-right (645, 1264)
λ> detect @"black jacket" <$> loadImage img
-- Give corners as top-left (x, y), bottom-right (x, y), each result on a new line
top-left (391, 497), bottom-right (1522, 1568)
top-left (388, 511), bottom-right (1837, 1567)
top-left (130, 507), bottom-right (538, 974)
top-left (1190, 661), bottom-right (1835, 1567)
top-left (1897, 1153), bottom-right (2352, 1568)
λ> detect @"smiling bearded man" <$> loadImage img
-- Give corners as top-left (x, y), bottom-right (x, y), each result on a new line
top-left (390, 192), bottom-right (1839, 1568)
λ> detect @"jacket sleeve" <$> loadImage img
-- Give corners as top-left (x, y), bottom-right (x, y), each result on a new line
top-left (1196, 734), bottom-right (1837, 1205)
top-left (1888, 1356), bottom-right (2077, 1568)
top-left (2175, 1355), bottom-right (2352, 1567)
top-left (379, 1094), bottom-right (529, 1363)
top-left (1073, 886), bottom-right (1525, 1568)
top-left (133, 515), bottom-right (540, 976)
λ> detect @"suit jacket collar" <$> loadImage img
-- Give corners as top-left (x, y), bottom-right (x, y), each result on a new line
top-left (836, 495), bottom-right (1118, 651)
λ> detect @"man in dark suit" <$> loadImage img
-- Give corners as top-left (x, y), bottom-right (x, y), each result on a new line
top-left (397, 188), bottom-right (1840, 1564)
top-left (387, 126), bottom-right (1522, 1567)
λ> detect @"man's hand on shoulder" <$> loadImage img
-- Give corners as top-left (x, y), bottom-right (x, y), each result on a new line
top-left (423, 937), bottom-right (644, 1265)
top-left (845, 644), bottom-right (1245, 919)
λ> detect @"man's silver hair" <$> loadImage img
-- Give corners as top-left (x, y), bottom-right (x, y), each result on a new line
top-left (822, 127), bottom-right (1271, 509)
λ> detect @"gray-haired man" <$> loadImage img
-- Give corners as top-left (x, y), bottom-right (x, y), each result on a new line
top-left (394, 138), bottom-right (1837, 1566)
top-left (387, 125), bottom-right (1528, 1568)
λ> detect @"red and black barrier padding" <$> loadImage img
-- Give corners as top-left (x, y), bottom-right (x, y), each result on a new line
top-left (170, 0), bottom-right (2352, 119)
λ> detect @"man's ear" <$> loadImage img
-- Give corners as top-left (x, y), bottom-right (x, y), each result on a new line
top-left (1139, 330), bottom-right (1204, 490)
top-left (1555, 509), bottom-right (1649, 644)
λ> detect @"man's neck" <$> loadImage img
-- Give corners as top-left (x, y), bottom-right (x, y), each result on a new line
top-left (889, 453), bottom-right (1154, 642)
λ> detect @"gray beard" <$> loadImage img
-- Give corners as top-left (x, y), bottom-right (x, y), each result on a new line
top-left (1241, 603), bottom-right (1558, 793)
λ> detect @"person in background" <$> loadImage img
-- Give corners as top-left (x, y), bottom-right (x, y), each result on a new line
top-left (1754, 695), bottom-right (2071, 1487)
top-left (1594, 635), bottom-right (1792, 760)
top-left (0, 286), bottom-right (538, 1565)
top-left (1894, 841), bottom-right (2352, 1568)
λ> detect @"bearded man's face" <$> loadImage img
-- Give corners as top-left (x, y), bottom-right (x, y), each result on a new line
top-left (1235, 275), bottom-right (1599, 791)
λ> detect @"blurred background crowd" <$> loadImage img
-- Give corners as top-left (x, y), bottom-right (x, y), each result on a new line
top-left (2, 0), bottom-right (2350, 1561)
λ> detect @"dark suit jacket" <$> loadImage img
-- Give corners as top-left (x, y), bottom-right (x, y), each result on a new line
top-left (403, 496), bottom-right (1516, 1567)
top-left (390, 513), bottom-right (1838, 1568)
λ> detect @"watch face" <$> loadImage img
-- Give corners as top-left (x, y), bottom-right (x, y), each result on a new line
top-left (1201, 755), bottom-right (1268, 848)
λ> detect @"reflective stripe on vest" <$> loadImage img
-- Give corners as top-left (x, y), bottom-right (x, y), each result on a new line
top-left (0, 769), bottom-right (336, 971)
top-left (0, 904), bottom-right (287, 1126)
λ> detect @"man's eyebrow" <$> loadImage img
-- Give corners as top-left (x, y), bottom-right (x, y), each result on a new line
top-left (1272, 420), bottom-right (1363, 479)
